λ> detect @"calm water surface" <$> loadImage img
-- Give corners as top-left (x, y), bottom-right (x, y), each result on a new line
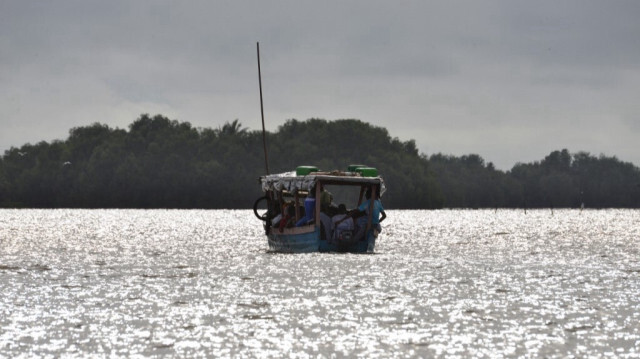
top-left (1, 209), bottom-right (639, 358)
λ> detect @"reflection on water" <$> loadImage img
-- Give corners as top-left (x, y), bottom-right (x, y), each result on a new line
top-left (1, 209), bottom-right (639, 357)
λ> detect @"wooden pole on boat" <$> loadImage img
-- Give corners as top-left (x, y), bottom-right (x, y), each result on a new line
top-left (257, 42), bottom-right (270, 175)
top-left (315, 183), bottom-right (322, 227)
top-left (365, 185), bottom-right (375, 234)
top-left (294, 191), bottom-right (300, 222)
top-left (357, 186), bottom-right (366, 207)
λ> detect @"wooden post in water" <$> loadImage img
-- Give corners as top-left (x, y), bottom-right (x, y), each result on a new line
top-left (257, 42), bottom-right (270, 175)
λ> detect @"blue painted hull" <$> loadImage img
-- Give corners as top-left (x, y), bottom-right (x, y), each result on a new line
top-left (267, 227), bottom-right (376, 253)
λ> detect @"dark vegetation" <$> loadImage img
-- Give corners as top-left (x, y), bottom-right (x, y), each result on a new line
top-left (1, 114), bottom-right (639, 209)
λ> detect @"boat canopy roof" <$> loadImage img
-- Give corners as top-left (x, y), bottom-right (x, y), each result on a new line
top-left (260, 171), bottom-right (386, 197)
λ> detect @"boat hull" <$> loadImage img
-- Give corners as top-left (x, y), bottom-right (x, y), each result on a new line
top-left (267, 227), bottom-right (376, 253)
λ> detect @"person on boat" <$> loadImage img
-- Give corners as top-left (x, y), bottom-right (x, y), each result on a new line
top-left (336, 187), bottom-right (386, 236)
top-left (359, 187), bottom-right (386, 234)
top-left (331, 204), bottom-right (354, 241)
top-left (279, 203), bottom-right (296, 232)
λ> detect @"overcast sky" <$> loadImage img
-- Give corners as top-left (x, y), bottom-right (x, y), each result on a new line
top-left (1, 1), bottom-right (639, 170)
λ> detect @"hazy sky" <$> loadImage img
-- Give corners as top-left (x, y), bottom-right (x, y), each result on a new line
top-left (2, 1), bottom-right (639, 169)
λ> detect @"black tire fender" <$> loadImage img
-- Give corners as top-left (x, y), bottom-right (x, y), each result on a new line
top-left (253, 196), bottom-right (269, 221)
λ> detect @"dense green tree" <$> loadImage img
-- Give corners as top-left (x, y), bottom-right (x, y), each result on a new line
top-left (428, 153), bottom-right (515, 208)
top-left (507, 149), bottom-right (640, 208)
top-left (1, 116), bottom-right (639, 209)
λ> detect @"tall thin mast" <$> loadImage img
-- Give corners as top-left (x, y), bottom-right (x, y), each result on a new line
top-left (257, 42), bottom-right (270, 175)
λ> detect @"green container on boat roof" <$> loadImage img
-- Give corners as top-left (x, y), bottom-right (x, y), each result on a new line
top-left (296, 166), bottom-right (319, 176)
top-left (347, 164), bottom-right (367, 172)
top-left (356, 167), bottom-right (378, 177)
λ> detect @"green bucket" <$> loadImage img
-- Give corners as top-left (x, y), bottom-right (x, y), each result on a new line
top-left (296, 166), bottom-right (319, 176)
top-left (347, 164), bottom-right (367, 172)
top-left (356, 167), bottom-right (378, 177)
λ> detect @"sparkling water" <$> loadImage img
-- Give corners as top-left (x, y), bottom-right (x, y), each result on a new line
top-left (1, 209), bottom-right (639, 358)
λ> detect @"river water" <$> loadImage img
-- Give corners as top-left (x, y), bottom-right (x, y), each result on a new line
top-left (0, 209), bottom-right (639, 358)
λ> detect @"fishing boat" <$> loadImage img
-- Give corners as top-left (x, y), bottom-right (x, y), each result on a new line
top-left (252, 45), bottom-right (385, 252)
top-left (253, 165), bottom-right (386, 253)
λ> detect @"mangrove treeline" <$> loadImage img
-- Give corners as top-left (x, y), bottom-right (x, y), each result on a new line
top-left (1, 114), bottom-right (639, 209)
